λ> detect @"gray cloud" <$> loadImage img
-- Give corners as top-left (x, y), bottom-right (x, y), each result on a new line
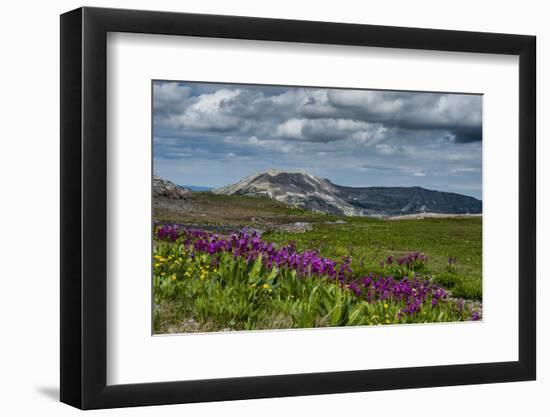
top-left (153, 81), bottom-right (482, 199)
top-left (325, 90), bottom-right (482, 143)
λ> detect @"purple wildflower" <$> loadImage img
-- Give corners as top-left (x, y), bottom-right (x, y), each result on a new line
top-left (155, 224), bottom-right (465, 320)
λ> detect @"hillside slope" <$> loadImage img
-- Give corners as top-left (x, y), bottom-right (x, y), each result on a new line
top-left (213, 170), bottom-right (482, 216)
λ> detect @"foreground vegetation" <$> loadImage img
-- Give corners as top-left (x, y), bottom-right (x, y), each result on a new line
top-left (265, 216), bottom-right (482, 301)
top-left (153, 222), bottom-right (481, 334)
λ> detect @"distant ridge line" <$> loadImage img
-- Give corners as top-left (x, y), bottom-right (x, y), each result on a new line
top-left (211, 170), bottom-right (482, 217)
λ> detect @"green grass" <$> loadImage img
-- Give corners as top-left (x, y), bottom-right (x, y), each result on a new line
top-left (153, 248), bottom-right (477, 334)
top-left (155, 193), bottom-right (482, 300)
top-left (153, 193), bottom-right (482, 333)
top-left (154, 191), bottom-right (332, 226)
top-left (263, 216), bottom-right (482, 300)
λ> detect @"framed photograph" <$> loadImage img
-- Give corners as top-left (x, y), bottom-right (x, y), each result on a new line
top-left (60, 6), bottom-right (536, 409)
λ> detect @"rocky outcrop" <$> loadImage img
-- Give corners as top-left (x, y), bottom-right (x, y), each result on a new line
top-left (153, 176), bottom-right (190, 199)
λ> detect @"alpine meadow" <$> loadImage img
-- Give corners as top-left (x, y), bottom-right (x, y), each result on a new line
top-left (152, 80), bottom-right (483, 334)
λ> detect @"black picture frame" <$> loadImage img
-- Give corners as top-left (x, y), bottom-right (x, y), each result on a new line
top-left (60, 6), bottom-right (536, 410)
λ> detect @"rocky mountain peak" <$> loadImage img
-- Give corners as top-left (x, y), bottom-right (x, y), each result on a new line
top-left (212, 170), bottom-right (482, 217)
top-left (153, 176), bottom-right (191, 199)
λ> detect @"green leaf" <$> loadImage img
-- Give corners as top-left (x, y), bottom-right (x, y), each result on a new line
top-left (248, 254), bottom-right (263, 283)
top-left (347, 303), bottom-right (366, 325)
top-left (266, 266), bottom-right (279, 285)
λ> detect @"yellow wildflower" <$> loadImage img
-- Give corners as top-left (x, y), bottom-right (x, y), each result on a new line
top-left (384, 303), bottom-right (388, 309)
top-left (170, 274), bottom-right (177, 281)
top-left (262, 283), bottom-right (270, 289)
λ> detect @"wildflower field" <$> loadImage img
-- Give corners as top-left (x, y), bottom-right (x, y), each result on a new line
top-left (153, 193), bottom-right (482, 334)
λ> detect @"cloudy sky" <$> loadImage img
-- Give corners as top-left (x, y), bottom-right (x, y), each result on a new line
top-left (153, 81), bottom-right (482, 199)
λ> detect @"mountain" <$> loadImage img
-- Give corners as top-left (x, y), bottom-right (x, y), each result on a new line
top-left (153, 176), bottom-right (191, 199)
top-left (212, 170), bottom-right (482, 217)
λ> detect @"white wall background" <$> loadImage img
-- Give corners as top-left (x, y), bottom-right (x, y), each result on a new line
top-left (0, 0), bottom-right (545, 415)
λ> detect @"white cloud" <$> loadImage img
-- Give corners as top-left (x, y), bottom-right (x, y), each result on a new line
top-left (275, 118), bottom-right (305, 139)
top-left (153, 81), bottom-right (483, 198)
top-left (153, 82), bottom-right (191, 103)
top-left (169, 89), bottom-right (243, 131)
